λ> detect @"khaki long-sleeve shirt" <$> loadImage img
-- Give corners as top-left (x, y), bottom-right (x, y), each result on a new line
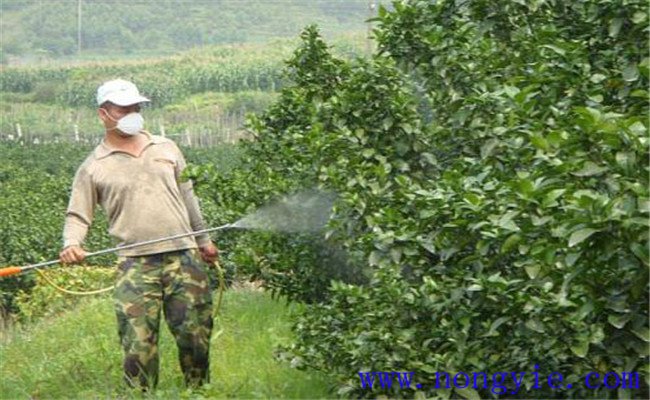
top-left (63, 131), bottom-right (211, 257)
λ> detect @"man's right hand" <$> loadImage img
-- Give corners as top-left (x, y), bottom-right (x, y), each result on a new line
top-left (59, 245), bottom-right (86, 265)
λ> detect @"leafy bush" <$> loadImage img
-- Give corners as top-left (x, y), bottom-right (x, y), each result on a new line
top-left (187, 27), bottom-right (380, 303)
top-left (0, 143), bottom-right (113, 318)
top-left (13, 265), bottom-right (115, 321)
top-left (191, 1), bottom-right (648, 398)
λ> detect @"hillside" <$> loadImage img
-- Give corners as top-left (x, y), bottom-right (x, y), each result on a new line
top-left (1, 0), bottom-right (376, 64)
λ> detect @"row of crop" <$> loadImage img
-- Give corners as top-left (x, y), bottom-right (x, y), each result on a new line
top-left (0, 37), bottom-right (367, 108)
top-left (0, 143), bottom-right (110, 318)
top-left (56, 60), bottom-right (285, 107)
top-left (1, 61), bottom-right (285, 108)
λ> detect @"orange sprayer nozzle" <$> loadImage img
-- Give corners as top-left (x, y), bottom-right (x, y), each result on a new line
top-left (0, 267), bottom-right (23, 278)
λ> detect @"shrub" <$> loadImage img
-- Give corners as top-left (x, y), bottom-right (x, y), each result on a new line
top-left (191, 2), bottom-right (648, 398)
top-left (14, 265), bottom-right (115, 322)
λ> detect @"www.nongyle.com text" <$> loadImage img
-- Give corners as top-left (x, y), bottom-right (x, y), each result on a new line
top-left (358, 364), bottom-right (641, 395)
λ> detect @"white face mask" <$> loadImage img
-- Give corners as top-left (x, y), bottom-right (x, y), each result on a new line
top-left (104, 110), bottom-right (144, 136)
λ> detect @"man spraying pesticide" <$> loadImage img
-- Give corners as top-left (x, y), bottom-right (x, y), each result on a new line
top-left (60, 79), bottom-right (218, 391)
top-left (0, 79), bottom-right (337, 392)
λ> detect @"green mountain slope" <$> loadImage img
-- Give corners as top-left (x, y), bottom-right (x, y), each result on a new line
top-left (1, 0), bottom-right (373, 62)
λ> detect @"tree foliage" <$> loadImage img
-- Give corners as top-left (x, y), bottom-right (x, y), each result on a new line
top-left (191, 1), bottom-right (649, 398)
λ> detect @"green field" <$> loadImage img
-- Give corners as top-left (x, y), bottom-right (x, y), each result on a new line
top-left (0, 36), bottom-right (365, 144)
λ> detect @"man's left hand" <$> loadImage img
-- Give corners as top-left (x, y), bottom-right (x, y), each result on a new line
top-left (198, 242), bottom-right (219, 264)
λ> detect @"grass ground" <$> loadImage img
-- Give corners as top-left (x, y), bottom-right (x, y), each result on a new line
top-left (0, 288), bottom-right (333, 399)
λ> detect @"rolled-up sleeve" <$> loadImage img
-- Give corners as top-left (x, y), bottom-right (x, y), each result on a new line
top-left (173, 145), bottom-right (211, 247)
top-left (63, 166), bottom-right (97, 248)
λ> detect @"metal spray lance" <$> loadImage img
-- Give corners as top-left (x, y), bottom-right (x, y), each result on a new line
top-left (0, 224), bottom-right (234, 278)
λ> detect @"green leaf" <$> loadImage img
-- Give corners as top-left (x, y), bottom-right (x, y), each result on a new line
top-left (362, 149), bottom-right (375, 159)
top-left (609, 18), bottom-right (623, 37)
top-left (590, 325), bottom-right (605, 344)
top-left (382, 117), bottom-right (393, 131)
top-left (568, 228), bottom-right (598, 247)
top-left (524, 264), bottom-right (540, 279)
top-left (570, 339), bottom-right (589, 358)
top-left (530, 134), bottom-right (549, 151)
top-left (628, 121), bottom-right (646, 135)
top-left (481, 138), bottom-right (499, 159)
top-left (575, 106), bottom-right (602, 127)
top-left (588, 94), bottom-right (603, 103)
top-left (501, 234), bottom-right (522, 254)
top-left (369, 251), bottom-right (382, 266)
top-left (464, 193), bottom-right (481, 206)
top-left (421, 152), bottom-right (437, 165)
top-left (590, 73), bottom-right (607, 83)
top-left (395, 175), bottom-right (410, 186)
top-left (496, 211), bottom-right (520, 232)
top-left (456, 387), bottom-right (481, 400)
top-left (565, 252), bottom-right (582, 267)
top-left (401, 123), bottom-right (414, 134)
top-left (414, 391), bottom-right (428, 400)
top-left (467, 284), bottom-right (483, 291)
top-left (419, 240), bottom-right (435, 254)
top-left (517, 179), bottom-right (535, 196)
top-left (547, 130), bottom-right (567, 146)
top-left (608, 313), bottom-right (631, 329)
top-left (544, 247), bottom-right (557, 264)
top-left (622, 64), bottom-right (639, 82)
top-left (573, 189), bottom-right (599, 200)
top-left (543, 189), bottom-right (566, 207)
top-left (542, 44), bottom-right (566, 56)
top-left (630, 243), bottom-right (649, 263)
top-left (632, 11), bottom-right (647, 23)
top-left (572, 162), bottom-right (608, 177)
top-left (525, 319), bottom-right (545, 333)
top-left (390, 247), bottom-right (402, 263)
top-left (573, 301), bottom-right (594, 322)
top-left (504, 85), bottom-right (520, 98)
top-left (616, 152), bottom-right (636, 172)
top-left (631, 327), bottom-right (650, 342)
top-left (485, 316), bottom-right (510, 337)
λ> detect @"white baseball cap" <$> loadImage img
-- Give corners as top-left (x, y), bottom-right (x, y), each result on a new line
top-left (96, 79), bottom-right (150, 106)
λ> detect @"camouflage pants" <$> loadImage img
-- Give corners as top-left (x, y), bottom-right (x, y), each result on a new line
top-left (114, 248), bottom-right (213, 390)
